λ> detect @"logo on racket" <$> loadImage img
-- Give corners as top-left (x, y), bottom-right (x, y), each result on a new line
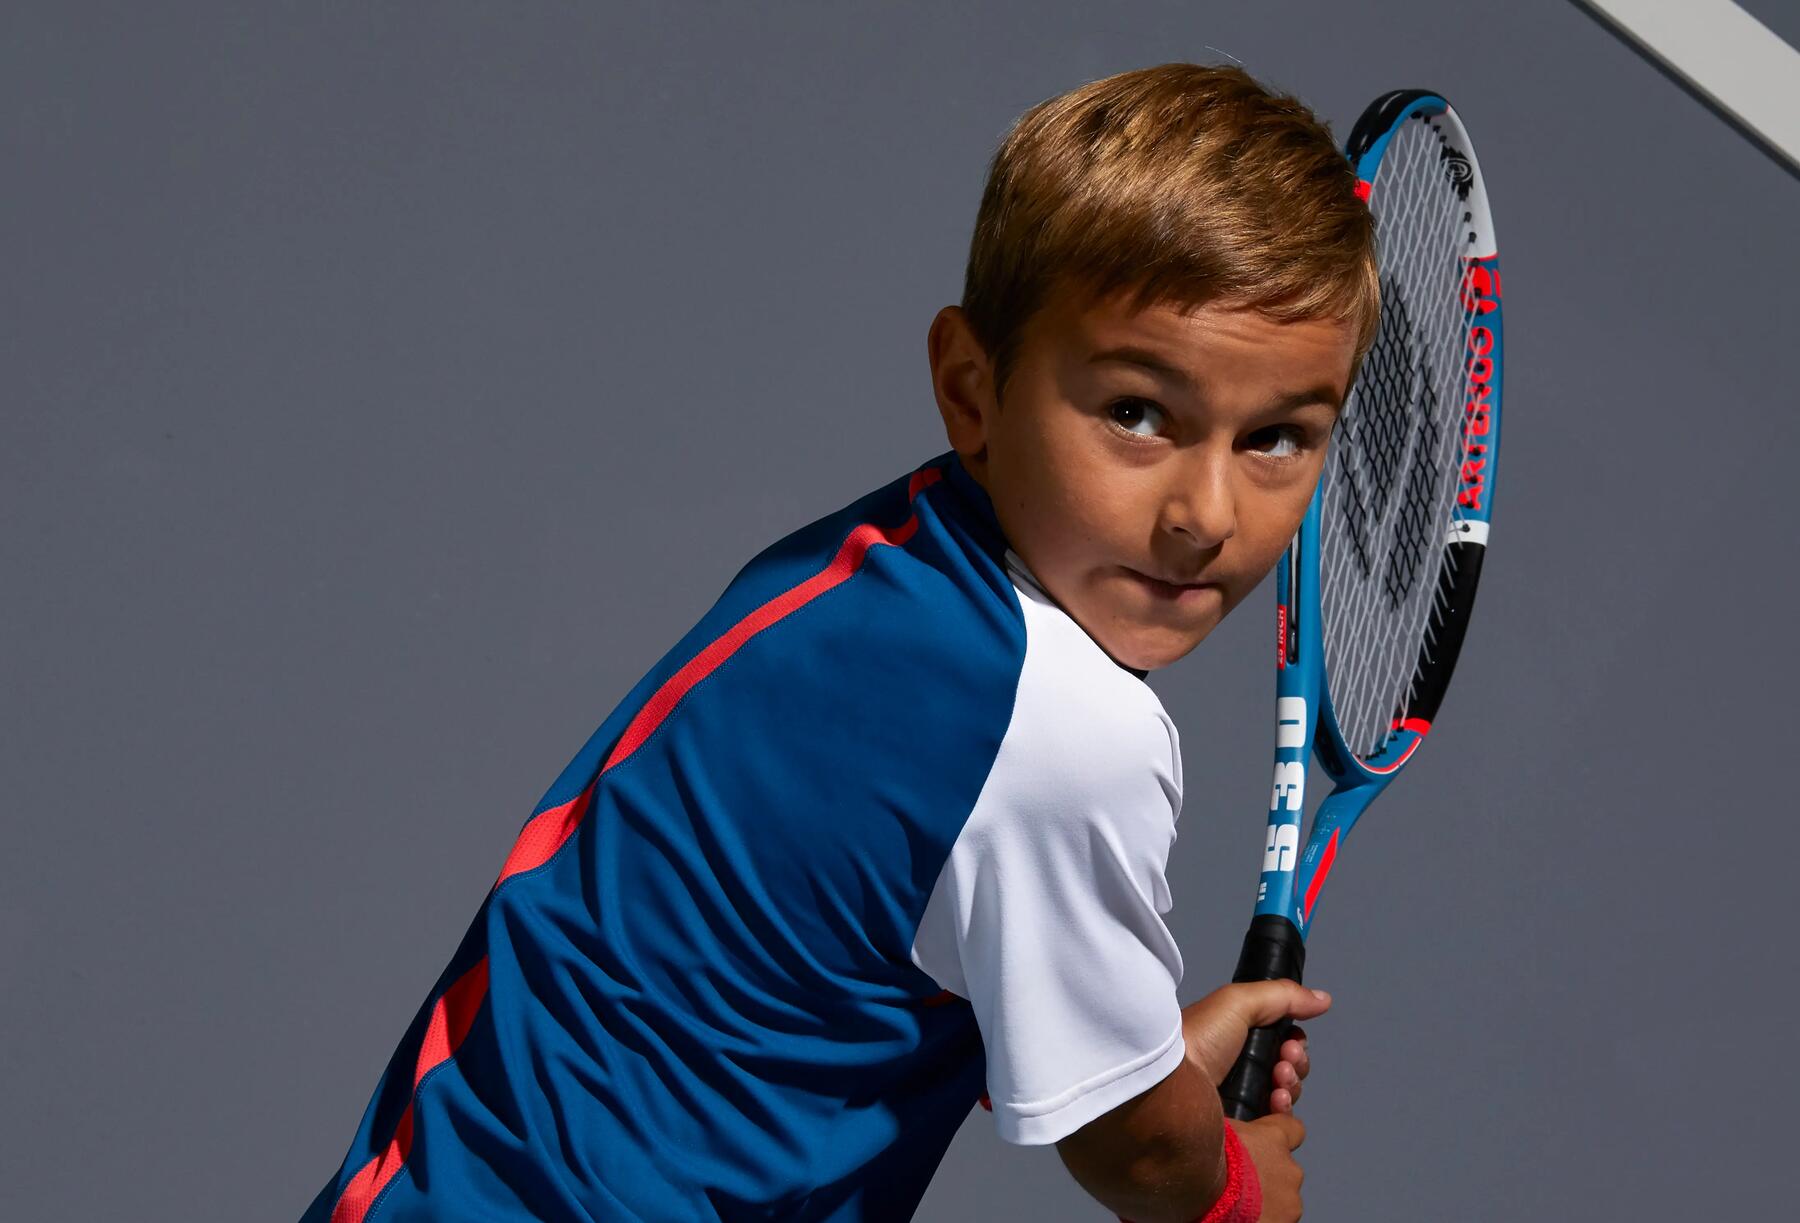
top-left (1264, 698), bottom-right (1307, 878)
top-left (1440, 147), bottom-right (1474, 197)
top-left (1458, 264), bottom-right (1502, 510)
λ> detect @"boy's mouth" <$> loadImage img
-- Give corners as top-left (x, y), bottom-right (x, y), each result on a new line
top-left (1125, 567), bottom-right (1220, 602)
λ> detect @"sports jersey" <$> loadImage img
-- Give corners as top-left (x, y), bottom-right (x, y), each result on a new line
top-left (302, 450), bottom-right (1188, 1222)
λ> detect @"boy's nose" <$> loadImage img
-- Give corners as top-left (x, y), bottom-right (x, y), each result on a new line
top-left (1160, 458), bottom-right (1236, 551)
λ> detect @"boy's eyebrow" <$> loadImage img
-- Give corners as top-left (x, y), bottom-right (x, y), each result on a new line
top-left (1089, 346), bottom-right (1346, 411)
top-left (1262, 385), bottom-right (1348, 414)
top-left (1089, 346), bottom-right (1195, 387)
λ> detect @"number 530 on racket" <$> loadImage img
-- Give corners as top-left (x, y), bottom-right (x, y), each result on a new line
top-left (1218, 90), bottom-right (1504, 1122)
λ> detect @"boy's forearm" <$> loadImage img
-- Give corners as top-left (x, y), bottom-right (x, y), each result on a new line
top-left (1055, 1058), bottom-right (1229, 1223)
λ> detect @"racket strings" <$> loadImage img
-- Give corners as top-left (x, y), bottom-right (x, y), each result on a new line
top-left (1321, 118), bottom-right (1478, 759)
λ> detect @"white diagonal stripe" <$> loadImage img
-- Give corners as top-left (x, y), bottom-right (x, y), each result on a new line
top-left (1579, 0), bottom-right (1800, 173)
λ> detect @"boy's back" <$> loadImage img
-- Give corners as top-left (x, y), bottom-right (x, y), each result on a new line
top-left (306, 452), bottom-right (1188, 1221)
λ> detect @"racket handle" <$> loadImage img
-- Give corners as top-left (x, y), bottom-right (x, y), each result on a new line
top-left (1218, 914), bottom-right (1307, 1121)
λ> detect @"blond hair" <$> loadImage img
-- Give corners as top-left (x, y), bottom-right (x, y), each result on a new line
top-left (962, 63), bottom-right (1379, 394)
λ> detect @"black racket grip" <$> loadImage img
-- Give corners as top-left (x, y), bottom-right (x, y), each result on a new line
top-left (1218, 914), bottom-right (1307, 1121)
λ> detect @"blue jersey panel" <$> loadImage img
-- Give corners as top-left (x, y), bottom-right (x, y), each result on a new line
top-left (306, 454), bottom-right (1026, 1222)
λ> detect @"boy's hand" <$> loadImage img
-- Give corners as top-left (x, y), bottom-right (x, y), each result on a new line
top-left (1180, 980), bottom-right (1329, 1114)
top-left (1180, 983), bottom-right (1325, 1222)
top-left (1064, 981), bottom-right (1329, 1222)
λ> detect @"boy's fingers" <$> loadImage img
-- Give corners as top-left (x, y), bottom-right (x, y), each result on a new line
top-left (1220, 979), bottom-right (1332, 1032)
top-left (1183, 982), bottom-right (1329, 1088)
top-left (1271, 1060), bottom-right (1303, 1110)
top-left (1258, 1110), bottom-right (1306, 1150)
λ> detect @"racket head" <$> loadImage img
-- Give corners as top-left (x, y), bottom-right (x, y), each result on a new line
top-left (1316, 91), bottom-right (1503, 784)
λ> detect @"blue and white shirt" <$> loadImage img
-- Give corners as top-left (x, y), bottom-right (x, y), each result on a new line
top-left (304, 451), bottom-right (1187, 1223)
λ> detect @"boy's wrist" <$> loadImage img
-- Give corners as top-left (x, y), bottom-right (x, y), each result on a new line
top-left (1193, 1124), bottom-right (1261, 1223)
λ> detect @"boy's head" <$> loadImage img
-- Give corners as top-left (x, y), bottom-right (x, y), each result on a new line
top-left (929, 63), bottom-right (1378, 672)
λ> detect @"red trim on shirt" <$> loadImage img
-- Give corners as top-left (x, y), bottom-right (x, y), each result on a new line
top-left (602, 489), bottom-right (936, 773)
top-left (330, 958), bottom-right (491, 1223)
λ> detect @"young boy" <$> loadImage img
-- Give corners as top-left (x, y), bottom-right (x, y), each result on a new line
top-left (303, 63), bottom-right (1376, 1223)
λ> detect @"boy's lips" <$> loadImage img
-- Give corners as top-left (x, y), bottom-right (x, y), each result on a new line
top-left (1125, 567), bottom-right (1220, 600)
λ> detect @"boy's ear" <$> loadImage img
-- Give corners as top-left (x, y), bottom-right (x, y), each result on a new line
top-left (927, 306), bottom-right (996, 470)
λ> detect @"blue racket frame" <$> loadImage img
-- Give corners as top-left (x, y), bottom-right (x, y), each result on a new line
top-left (1221, 88), bottom-right (1504, 1122)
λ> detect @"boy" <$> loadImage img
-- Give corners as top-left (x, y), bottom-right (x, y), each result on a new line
top-left (303, 63), bottom-right (1376, 1223)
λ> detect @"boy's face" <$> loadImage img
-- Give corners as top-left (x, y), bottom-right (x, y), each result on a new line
top-left (929, 288), bottom-right (1356, 672)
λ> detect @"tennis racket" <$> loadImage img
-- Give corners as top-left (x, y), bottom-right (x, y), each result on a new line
top-left (1217, 89), bottom-right (1504, 1122)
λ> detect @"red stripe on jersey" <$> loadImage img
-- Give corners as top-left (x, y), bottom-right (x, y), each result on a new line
top-left (907, 467), bottom-right (941, 500)
top-left (601, 466), bottom-right (943, 772)
top-left (330, 958), bottom-right (491, 1223)
top-left (495, 780), bottom-right (598, 885)
top-left (324, 463), bottom-right (947, 1223)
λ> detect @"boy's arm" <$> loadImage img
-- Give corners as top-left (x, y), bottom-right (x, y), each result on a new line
top-left (1056, 1054), bottom-right (1232, 1222)
top-left (1056, 980), bottom-right (1327, 1223)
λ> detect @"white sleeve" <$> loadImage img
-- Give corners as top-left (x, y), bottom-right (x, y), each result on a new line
top-left (910, 572), bottom-right (1187, 1146)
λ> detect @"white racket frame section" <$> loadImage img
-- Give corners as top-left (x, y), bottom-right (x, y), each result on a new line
top-left (1579, 0), bottom-right (1800, 174)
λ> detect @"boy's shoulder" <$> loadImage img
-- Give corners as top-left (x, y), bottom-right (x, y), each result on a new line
top-left (712, 452), bottom-right (1173, 758)
top-left (689, 452), bottom-right (1026, 703)
top-left (586, 451), bottom-right (1180, 851)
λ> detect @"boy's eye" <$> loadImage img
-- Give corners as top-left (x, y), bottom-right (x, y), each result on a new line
top-left (1247, 424), bottom-right (1305, 459)
top-left (1108, 398), bottom-right (1167, 438)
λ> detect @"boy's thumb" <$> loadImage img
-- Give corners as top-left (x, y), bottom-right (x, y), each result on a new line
top-left (1223, 979), bottom-right (1331, 1031)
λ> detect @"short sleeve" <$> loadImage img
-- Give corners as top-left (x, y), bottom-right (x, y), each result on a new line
top-left (910, 568), bottom-right (1187, 1146)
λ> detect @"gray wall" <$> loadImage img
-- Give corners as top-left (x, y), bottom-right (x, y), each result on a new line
top-left (4, 2), bottom-right (1794, 1219)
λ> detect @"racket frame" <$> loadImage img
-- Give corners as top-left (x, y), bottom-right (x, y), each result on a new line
top-left (1219, 89), bottom-right (1503, 1122)
top-left (1252, 88), bottom-right (1503, 941)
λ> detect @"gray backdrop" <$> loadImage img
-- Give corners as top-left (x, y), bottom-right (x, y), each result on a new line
top-left (5, 2), bottom-right (1796, 1219)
